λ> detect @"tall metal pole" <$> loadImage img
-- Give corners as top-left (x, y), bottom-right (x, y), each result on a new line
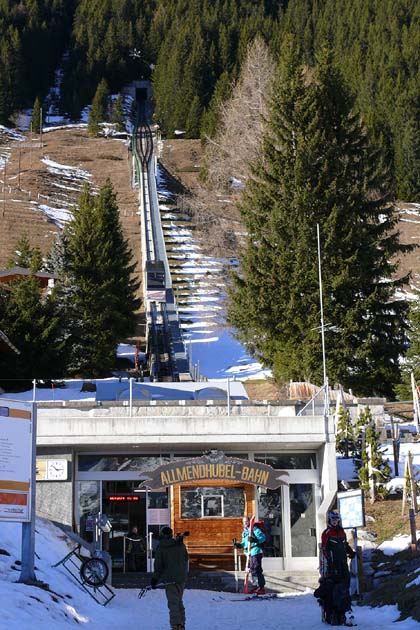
top-left (317, 224), bottom-right (329, 416)
top-left (18, 402), bottom-right (37, 583)
top-left (30, 123), bottom-right (33, 170)
top-left (18, 148), bottom-right (21, 189)
top-left (2, 162), bottom-right (6, 217)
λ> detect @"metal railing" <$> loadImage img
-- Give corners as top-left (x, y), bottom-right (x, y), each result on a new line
top-left (297, 380), bottom-right (329, 417)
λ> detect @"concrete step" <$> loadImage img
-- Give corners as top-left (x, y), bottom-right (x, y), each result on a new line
top-left (112, 570), bottom-right (318, 594)
top-left (112, 571), bottom-right (229, 591)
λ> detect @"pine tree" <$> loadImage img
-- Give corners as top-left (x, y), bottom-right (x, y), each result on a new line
top-left (396, 289), bottom-right (420, 399)
top-left (200, 71), bottom-right (232, 141)
top-left (112, 94), bottom-right (126, 132)
top-left (393, 107), bottom-right (420, 202)
top-left (88, 79), bottom-right (110, 137)
top-left (61, 181), bottom-right (140, 376)
top-left (0, 275), bottom-right (67, 381)
top-left (185, 96), bottom-right (203, 139)
top-left (31, 96), bottom-right (42, 134)
top-left (335, 404), bottom-right (355, 458)
top-left (357, 407), bottom-right (391, 502)
top-left (6, 235), bottom-right (43, 271)
top-left (228, 44), bottom-right (411, 397)
top-left (0, 74), bottom-right (9, 125)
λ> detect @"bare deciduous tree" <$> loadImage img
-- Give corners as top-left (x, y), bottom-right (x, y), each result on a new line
top-left (180, 37), bottom-right (276, 256)
top-left (203, 36), bottom-right (276, 193)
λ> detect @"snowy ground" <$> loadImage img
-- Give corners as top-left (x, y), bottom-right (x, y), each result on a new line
top-left (0, 518), bottom-right (416, 630)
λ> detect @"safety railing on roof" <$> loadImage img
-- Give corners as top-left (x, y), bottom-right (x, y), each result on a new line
top-left (297, 379), bottom-right (330, 417)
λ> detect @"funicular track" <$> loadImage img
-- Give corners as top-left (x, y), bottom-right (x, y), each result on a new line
top-left (133, 100), bottom-right (191, 382)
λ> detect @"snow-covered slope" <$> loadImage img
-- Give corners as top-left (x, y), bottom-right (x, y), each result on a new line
top-left (0, 517), bottom-right (417, 630)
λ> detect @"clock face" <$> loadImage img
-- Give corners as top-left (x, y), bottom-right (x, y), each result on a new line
top-left (47, 459), bottom-right (68, 481)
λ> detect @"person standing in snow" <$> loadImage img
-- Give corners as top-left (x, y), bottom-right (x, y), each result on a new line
top-left (315, 510), bottom-right (355, 625)
top-left (234, 516), bottom-right (266, 594)
top-left (321, 510), bottom-right (355, 581)
top-left (151, 526), bottom-right (189, 630)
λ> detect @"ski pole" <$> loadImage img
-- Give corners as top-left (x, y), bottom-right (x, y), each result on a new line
top-left (233, 538), bottom-right (239, 593)
top-left (138, 581), bottom-right (176, 599)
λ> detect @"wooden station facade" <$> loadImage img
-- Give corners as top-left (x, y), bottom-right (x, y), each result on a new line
top-left (135, 452), bottom-right (289, 571)
top-left (172, 480), bottom-right (255, 570)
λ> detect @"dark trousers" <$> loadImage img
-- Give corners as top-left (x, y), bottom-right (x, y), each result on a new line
top-left (165, 583), bottom-right (185, 627)
top-left (127, 553), bottom-right (142, 571)
top-left (249, 553), bottom-right (265, 588)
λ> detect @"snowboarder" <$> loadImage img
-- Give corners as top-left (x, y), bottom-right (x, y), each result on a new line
top-left (315, 510), bottom-right (356, 625)
top-left (234, 516), bottom-right (266, 594)
top-left (151, 526), bottom-right (189, 630)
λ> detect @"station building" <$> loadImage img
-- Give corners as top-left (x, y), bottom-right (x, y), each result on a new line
top-left (34, 379), bottom-right (337, 576)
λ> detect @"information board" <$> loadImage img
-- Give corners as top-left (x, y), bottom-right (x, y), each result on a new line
top-left (337, 488), bottom-right (365, 529)
top-left (0, 400), bottom-right (34, 522)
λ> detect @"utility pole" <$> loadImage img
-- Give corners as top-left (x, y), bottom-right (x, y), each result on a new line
top-left (30, 123), bottom-right (33, 169)
top-left (40, 108), bottom-right (43, 147)
top-left (317, 223), bottom-right (329, 417)
top-left (18, 148), bottom-right (21, 189)
top-left (2, 161), bottom-right (6, 217)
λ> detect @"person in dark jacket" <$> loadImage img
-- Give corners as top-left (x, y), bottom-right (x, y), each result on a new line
top-left (151, 526), bottom-right (189, 630)
top-left (126, 525), bottom-right (145, 571)
top-left (234, 516), bottom-right (266, 594)
top-left (315, 510), bottom-right (355, 625)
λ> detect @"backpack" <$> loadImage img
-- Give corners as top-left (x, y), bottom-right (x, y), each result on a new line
top-left (326, 534), bottom-right (349, 578)
top-left (253, 520), bottom-right (266, 551)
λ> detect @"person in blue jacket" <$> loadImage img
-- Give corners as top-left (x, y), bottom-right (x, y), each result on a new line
top-left (234, 516), bottom-right (266, 594)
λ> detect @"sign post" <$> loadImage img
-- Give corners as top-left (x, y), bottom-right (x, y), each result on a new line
top-left (0, 399), bottom-right (37, 583)
top-left (337, 489), bottom-right (365, 595)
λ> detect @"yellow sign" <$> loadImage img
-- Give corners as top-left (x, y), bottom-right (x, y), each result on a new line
top-left (36, 459), bottom-right (47, 481)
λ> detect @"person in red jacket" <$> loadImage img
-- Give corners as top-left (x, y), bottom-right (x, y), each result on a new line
top-left (315, 510), bottom-right (355, 625)
top-left (321, 510), bottom-right (355, 581)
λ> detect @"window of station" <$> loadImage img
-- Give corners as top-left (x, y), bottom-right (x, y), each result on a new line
top-left (290, 483), bottom-right (317, 557)
top-left (254, 453), bottom-right (316, 469)
top-left (173, 453), bottom-right (249, 460)
top-left (181, 486), bottom-right (245, 518)
top-left (78, 454), bottom-right (170, 472)
top-left (257, 487), bottom-right (283, 557)
top-left (78, 480), bottom-right (100, 542)
top-left (173, 453), bottom-right (203, 460)
top-left (148, 491), bottom-right (168, 509)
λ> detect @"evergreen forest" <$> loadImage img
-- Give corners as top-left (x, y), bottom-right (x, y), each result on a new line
top-left (1, 0), bottom-right (420, 199)
top-left (1, 0), bottom-right (420, 395)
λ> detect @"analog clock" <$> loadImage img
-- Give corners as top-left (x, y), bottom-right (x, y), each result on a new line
top-left (46, 459), bottom-right (68, 481)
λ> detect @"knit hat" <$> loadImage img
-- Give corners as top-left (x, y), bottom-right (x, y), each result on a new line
top-left (160, 526), bottom-right (173, 538)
